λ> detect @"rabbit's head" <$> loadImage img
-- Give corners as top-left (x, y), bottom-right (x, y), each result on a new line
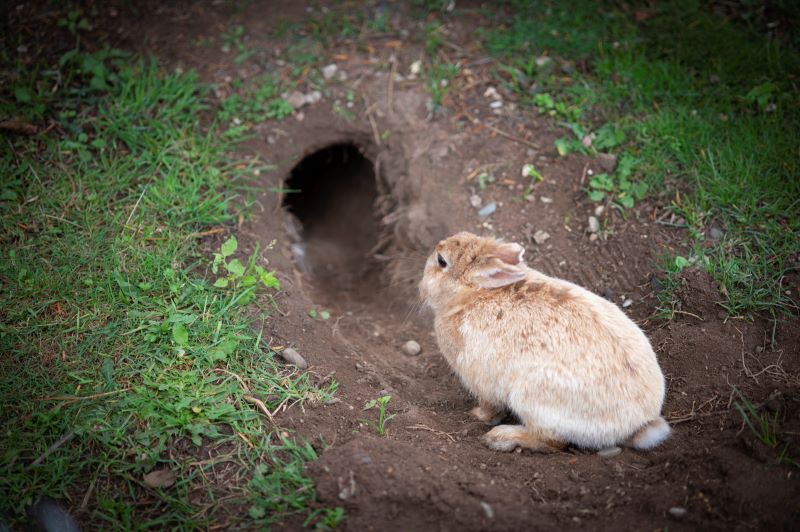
top-left (419, 232), bottom-right (527, 311)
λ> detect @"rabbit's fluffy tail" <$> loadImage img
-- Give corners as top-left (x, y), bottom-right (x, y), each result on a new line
top-left (626, 417), bottom-right (671, 450)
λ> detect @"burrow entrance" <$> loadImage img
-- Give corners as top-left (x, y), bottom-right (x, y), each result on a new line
top-left (283, 142), bottom-right (384, 305)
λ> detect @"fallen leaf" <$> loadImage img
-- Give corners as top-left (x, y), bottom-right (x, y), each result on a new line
top-left (0, 118), bottom-right (38, 135)
top-left (385, 40), bottom-right (402, 49)
top-left (143, 469), bottom-right (177, 488)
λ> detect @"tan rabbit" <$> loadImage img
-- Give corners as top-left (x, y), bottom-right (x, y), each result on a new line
top-left (419, 232), bottom-right (670, 452)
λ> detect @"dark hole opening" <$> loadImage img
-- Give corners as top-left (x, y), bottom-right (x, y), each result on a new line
top-left (283, 143), bottom-right (380, 303)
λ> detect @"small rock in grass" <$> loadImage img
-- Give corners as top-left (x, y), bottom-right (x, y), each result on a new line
top-left (305, 90), bottom-right (322, 104)
top-left (594, 205), bottom-right (605, 217)
top-left (322, 63), bottom-right (338, 79)
top-left (596, 153), bottom-right (618, 173)
top-left (533, 230), bottom-right (550, 245)
top-left (279, 347), bottom-right (308, 369)
top-left (478, 203), bottom-right (497, 217)
top-left (669, 507), bottom-right (687, 519)
top-left (483, 86), bottom-right (500, 99)
top-left (286, 91), bottom-right (307, 108)
top-left (709, 227), bottom-right (723, 240)
top-left (587, 216), bottom-right (600, 233)
top-left (622, 298), bottom-right (633, 308)
top-left (597, 446), bottom-right (622, 458)
top-left (402, 340), bottom-right (421, 356)
top-left (470, 194), bottom-right (483, 208)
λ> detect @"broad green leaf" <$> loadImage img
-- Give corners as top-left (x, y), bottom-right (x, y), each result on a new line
top-left (674, 256), bottom-right (689, 270)
top-left (258, 270), bottom-right (281, 289)
top-left (14, 86), bottom-right (32, 103)
top-left (226, 259), bottom-right (245, 278)
top-left (554, 138), bottom-right (570, 156)
top-left (220, 236), bottom-right (237, 257)
top-left (172, 323), bottom-right (189, 346)
top-left (213, 277), bottom-right (229, 288)
top-left (308, 309), bottom-right (318, 318)
top-left (588, 190), bottom-right (605, 202)
top-left (320, 311), bottom-right (330, 320)
top-left (617, 195), bottom-right (635, 209)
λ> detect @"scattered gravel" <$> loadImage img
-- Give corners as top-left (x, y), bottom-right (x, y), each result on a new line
top-left (470, 194), bottom-right (483, 208)
top-left (478, 202), bottom-right (497, 217)
top-left (597, 446), bottom-right (622, 458)
top-left (402, 340), bottom-right (421, 356)
top-left (279, 347), bottom-right (308, 369)
top-left (588, 216), bottom-right (600, 233)
top-left (533, 230), bottom-right (550, 245)
top-left (286, 90), bottom-right (321, 109)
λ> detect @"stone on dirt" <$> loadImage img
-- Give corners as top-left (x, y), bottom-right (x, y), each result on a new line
top-left (402, 340), bottom-right (421, 356)
top-left (622, 298), bottom-right (633, 308)
top-left (532, 230), bottom-right (550, 245)
top-left (597, 446), bottom-right (622, 458)
top-left (596, 153), bottom-right (618, 173)
top-left (322, 63), bottom-right (338, 79)
top-left (279, 347), bottom-right (308, 369)
top-left (469, 194), bottom-right (482, 208)
top-left (669, 507), bottom-right (687, 519)
top-left (588, 216), bottom-right (600, 233)
top-left (478, 202), bottom-right (497, 217)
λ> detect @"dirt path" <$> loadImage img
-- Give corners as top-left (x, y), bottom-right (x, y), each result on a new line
top-left (120, 2), bottom-right (799, 529)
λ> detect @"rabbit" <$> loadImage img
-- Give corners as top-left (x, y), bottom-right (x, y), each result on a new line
top-left (419, 232), bottom-right (670, 453)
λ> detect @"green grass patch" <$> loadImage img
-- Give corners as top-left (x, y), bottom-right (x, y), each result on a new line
top-left (478, 0), bottom-right (800, 320)
top-left (1, 46), bottom-right (340, 528)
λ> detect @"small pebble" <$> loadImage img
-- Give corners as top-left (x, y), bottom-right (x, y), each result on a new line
top-left (470, 194), bottom-right (483, 208)
top-left (622, 298), bottom-right (633, 308)
top-left (321, 63), bottom-right (338, 79)
top-left (402, 340), bottom-right (421, 356)
top-left (587, 216), bottom-right (600, 233)
top-left (589, 233), bottom-right (598, 242)
top-left (478, 202), bottom-right (497, 217)
top-left (489, 100), bottom-right (503, 109)
top-left (286, 90), bottom-right (306, 108)
top-left (709, 227), bottom-right (723, 240)
top-left (483, 87), bottom-right (500, 99)
top-left (480, 501), bottom-right (494, 519)
top-left (596, 153), bottom-right (618, 173)
top-left (540, 196), bottom-right (553, 204)
top-left (669, 507), bottom-right (687, 519)
top-left (533, 230), bottom-right (550, 245)
top-left (597, 446), bottom-right (622, 458)
top-left (279, 347), bottom-right (308, 369)
top-left (594, 205), bottom-right (605, 217)
top-left (305, 90), bottom-right (322, 104)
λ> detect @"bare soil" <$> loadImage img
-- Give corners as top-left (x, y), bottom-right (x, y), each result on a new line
top-left (34, 1), bottom-right (800, 529)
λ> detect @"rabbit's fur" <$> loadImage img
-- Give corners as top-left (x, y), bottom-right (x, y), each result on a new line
top-left (419, 232), bottom-right (670, 452)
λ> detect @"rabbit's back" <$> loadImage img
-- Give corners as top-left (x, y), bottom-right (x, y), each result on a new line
top-left (451, 271), bottom-right (665, 449)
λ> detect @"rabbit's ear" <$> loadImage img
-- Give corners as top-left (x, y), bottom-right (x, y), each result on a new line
top-left (494, 242), bottom-right (525, 265)
top-left (470, 259), bottom-right (526, 288)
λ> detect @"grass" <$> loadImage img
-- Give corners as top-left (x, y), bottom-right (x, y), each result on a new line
top-left (733, 387), bottom-right (798, 468)
top-left (463, 0), bottom-right (800, 321)
top-left (0, 42), bottom-right (341, 529)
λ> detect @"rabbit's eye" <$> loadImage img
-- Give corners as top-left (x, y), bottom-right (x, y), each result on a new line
top-left (437, 253), bottom-right (447, 268)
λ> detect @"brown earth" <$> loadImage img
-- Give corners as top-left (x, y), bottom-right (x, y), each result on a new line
top-left (14, 1), bottom-right (800, 530)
